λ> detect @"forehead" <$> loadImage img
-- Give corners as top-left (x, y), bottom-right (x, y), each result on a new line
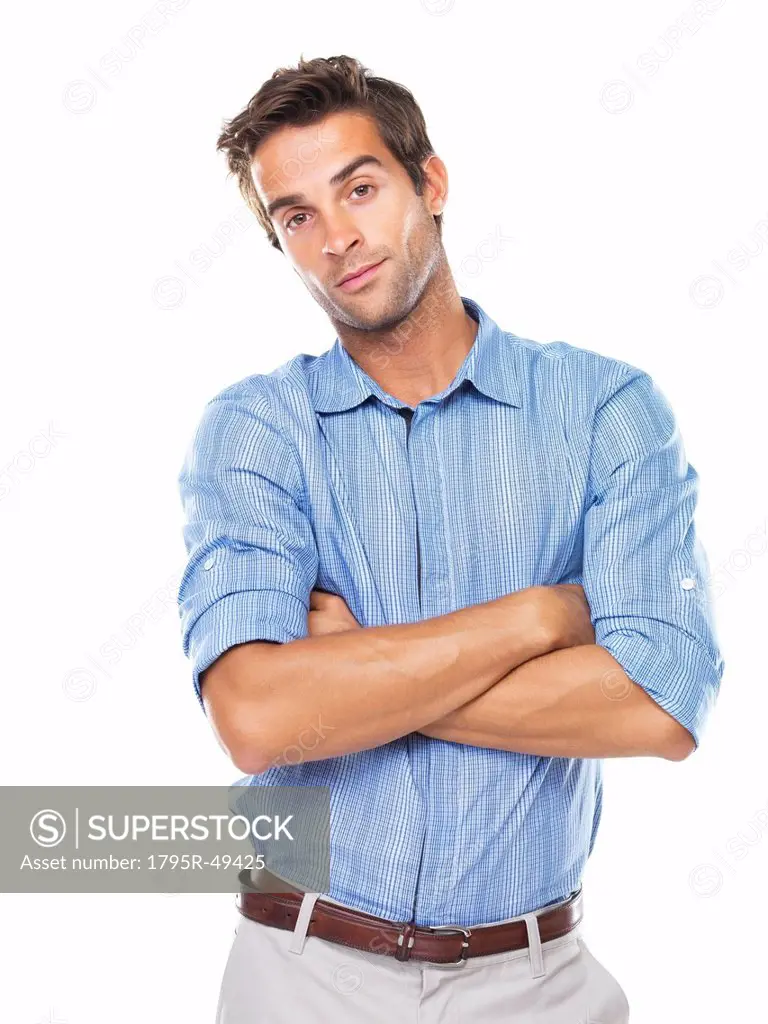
top-left (250, 111), bottom-right (390, 201)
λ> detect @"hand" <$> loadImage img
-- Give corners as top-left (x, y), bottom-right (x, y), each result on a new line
top-left (308, 589), bottom-right (362, 637)
top-left (538, 583), bottom-right (596, 649)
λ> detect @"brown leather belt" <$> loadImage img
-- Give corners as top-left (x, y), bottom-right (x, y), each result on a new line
top-left (236, 873), bottom-right (583, 965)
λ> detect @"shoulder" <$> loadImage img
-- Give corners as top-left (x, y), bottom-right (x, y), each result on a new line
top-left (202, 349), bottom-right (327, 419)
top-left (501, 332), bottom-right (674, 452)
top-left (181, 360), bottom-right (294, 461)
top-left (184, 350), bottom-right (323, 455)
top-left (507, 332), bottom-right (645, 407)
top-left (181, 353), bottom-right (323, 482)
top-left (204, 352), bottom-right (307, 406)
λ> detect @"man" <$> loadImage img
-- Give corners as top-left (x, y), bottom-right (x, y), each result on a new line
top-left (177, 55), bottom-right (723, 1023)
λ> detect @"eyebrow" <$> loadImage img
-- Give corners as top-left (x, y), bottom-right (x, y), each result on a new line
top-left (265, 155), bottom-right (385, 219)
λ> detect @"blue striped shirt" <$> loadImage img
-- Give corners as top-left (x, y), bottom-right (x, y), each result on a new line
top-left (177, 295), bottom-right (723, 927)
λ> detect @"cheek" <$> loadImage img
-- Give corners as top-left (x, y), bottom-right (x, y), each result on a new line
top-left (397, 204), bottom-right (420, 244)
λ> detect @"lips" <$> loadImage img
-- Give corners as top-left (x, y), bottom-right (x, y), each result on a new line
top-left (337, 259), bottom-right (385, 288)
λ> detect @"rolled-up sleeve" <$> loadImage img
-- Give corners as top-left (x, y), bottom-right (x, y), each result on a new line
top-left (177, 383), bottom-right (319, 712)
top-left (582, 366), bottom-right (724, 750)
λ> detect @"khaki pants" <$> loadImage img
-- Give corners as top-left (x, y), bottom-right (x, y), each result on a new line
top-left (215, 871), bottom-right (630, 1022)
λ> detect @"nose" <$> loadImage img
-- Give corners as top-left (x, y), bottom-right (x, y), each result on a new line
top-left (321, 208), bottom-right (363, 258)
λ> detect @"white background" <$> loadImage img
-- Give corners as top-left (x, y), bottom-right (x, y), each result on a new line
top-left (2, 0), bottom-right (766, 1020)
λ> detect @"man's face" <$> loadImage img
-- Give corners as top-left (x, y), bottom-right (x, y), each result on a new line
top-left (251, 111), bottom-right (444, 332)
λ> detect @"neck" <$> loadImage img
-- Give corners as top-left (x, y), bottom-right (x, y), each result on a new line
top-left (333, 264), bottom-right (478, 408)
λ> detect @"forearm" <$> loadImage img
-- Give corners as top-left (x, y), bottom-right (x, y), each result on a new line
top-left (418, 644), bottom-right (691, 759)
top-left (226, 588), bottom-right (557, 772)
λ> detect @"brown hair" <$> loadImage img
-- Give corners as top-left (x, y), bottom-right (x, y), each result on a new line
top-left (215, 54), bottom-right (443, 252)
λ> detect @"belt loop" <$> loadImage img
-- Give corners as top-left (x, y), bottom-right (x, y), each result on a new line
top-left (395, 922), bottom-right (417, 962)
top-left (288, 892), bottom-right (321, 955)
top-left (522, 912), bottom-right (546, 978)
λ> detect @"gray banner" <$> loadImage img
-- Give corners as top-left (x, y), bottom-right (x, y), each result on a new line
top-left (0, 785), bottom-right (330, 892)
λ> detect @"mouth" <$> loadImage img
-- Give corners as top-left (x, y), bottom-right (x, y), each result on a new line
top-left (336, 259), bottom-right (387, 291)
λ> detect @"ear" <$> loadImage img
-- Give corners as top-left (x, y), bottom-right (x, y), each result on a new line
top-left (421, 153), bottom-right (448, 216)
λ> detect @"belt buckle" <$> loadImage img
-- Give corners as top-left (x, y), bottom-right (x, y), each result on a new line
top-left (428, 924), bottom-right (472, 967)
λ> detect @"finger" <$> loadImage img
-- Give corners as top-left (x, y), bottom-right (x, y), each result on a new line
top-left (307, 610), bottom-right (324, 634)
top-left (307, 611), bottom-right (340, 637)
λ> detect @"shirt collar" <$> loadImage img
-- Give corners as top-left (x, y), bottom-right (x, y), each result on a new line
top-left (308, 295), bottom-right (522, 414)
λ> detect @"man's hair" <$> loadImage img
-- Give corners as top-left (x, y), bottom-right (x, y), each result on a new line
top-left (215, 54), bottom-right (443, 252)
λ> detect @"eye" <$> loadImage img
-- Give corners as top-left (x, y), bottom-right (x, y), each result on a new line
top-left (284, 184), bottom-right (375, 231)
top-left (285, 211), bottom-right (309, 230)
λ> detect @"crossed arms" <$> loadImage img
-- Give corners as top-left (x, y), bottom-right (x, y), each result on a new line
top-left (179, 368), bottom-right (724, 776)
top-left (201, 582), bottom-right (692, 775)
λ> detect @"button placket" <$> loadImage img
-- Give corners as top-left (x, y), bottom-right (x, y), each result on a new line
top-left (408, 405), bottom-right (460, 918)
top-left (398, 405), bottom-right (422, 615)
top-left (410, 409), bottom-right (448, 620)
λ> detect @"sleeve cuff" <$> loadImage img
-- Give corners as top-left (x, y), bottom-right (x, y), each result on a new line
top-left (187, 589), bottom-right (309, 712)
top-left (597, 627), bottom-right (723, 750)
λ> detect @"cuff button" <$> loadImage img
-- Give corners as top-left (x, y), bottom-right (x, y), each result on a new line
top-left (680, 577), bottom-right (696, 590)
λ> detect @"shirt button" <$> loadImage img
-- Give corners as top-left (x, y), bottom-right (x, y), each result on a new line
top-left (680, 577), bottom-right (696, 590)
top-left (203, 555), bottom-right (216, 570)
